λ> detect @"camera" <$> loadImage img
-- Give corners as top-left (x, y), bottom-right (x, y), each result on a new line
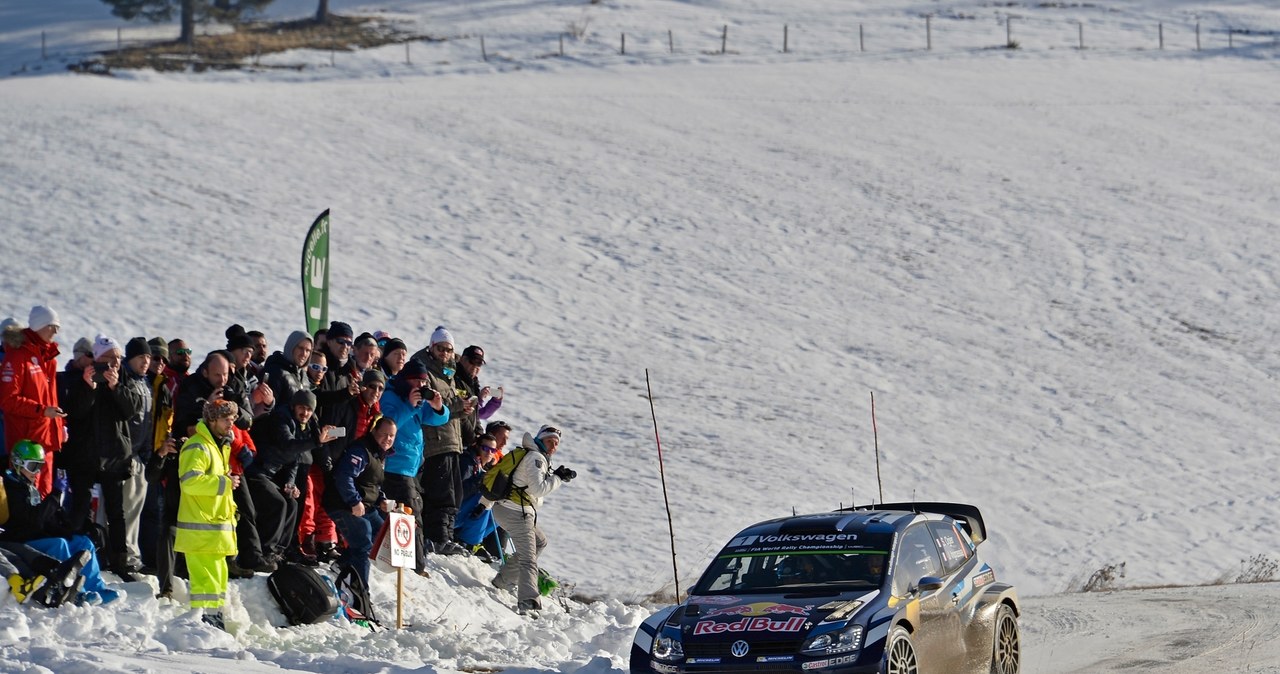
top-left (418, 385), bottom-right (437, 400)
top-left (91, 366), bottom-right (107, 384)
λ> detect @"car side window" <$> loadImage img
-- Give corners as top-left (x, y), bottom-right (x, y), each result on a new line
top-left (892, 525), bottom-right (944, 596)
top-left (929, 522), bottom-right (972, 573)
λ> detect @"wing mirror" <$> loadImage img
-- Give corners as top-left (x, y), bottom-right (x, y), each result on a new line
top-left (914, 576), bottom-right (945, 594)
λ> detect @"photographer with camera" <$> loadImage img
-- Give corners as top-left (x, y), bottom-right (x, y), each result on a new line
top-left (485, 425), bottom-right (573, 616)
top-left (379, 358), bottom-right (448, 575)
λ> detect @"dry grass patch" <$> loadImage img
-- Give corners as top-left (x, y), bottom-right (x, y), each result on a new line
top-left (72, 15), bottom-right (429, 74)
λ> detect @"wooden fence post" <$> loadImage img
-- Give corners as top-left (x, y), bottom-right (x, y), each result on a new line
top-left (621, 33), bottom-right (625, 55)
top-left (1195, 22), bottom-right (1200, 50)
top-left (405, 42), bottom-right (411, 64)
top-left (668, 29), bottom-right (674, 54)
top-left (722, 25), bottom-right (728, 54)
top-left (783, 24), bottom-right (788, 53)
top-left (1006, 17), bottom-right (1013, 48)
top-left (117, 28), bottom-right (122, 51)
top-left (926, 15), bottom-right (932, 50)
top-left (860, 24), bottom-right (865, 52)
top-left (1078, 22), bottom-right (1084, 50)
top-left (560, 33), bottom-right (564, 56)
top-left (1158, 22), bottom-right (1164, 50)
top-left (481, 35), bottom-right (487, 61)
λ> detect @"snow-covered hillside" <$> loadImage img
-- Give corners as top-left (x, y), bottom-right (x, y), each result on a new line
top-left (1, 0), bottom-right (1278, 672)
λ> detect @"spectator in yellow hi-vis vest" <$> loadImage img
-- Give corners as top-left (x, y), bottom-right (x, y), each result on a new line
top-left (175, 398), bottom-right (239, 631)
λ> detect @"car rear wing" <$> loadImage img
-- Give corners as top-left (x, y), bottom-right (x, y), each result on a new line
top-left (844, 502), bottom-right (988, 544)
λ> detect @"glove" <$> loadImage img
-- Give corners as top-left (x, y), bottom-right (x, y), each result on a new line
top-left (553, 465), bottom-right (576, 482)
top-left (469, 503), bottom-right (489, 519)
top-left (52, 469), bottom-right (69, 495)
top-left (237, 447), bottom-right (254, 470)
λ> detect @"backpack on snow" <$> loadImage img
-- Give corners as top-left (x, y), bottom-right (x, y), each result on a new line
top-left (332, 562), bottom-right (380, 630)
top-left (268, 562), bottom-right (340, 626)
top-left (480, 448), bottom-right (532, 502)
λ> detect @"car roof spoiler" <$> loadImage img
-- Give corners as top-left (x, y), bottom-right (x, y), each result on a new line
top-left (844, 501), bottom-right (987, 544)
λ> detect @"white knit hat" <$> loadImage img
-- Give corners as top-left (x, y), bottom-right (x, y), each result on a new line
top-left (536, 425), bottom-right (562, 442)
top-left (28, 305), bottom-right (60, 331)
top-left (92, 334), bottom-right (122, 360)
top-left (430, 325), bottom-right (455, 347)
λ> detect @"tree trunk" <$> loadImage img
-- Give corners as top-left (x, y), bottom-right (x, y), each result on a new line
top-left (180, 0), bottom-right (196, 44)
top-left (316, 0), bottom-right (329, 23)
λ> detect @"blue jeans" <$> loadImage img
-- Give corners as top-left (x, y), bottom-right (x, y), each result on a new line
top-left (27, 535), bottom-right (107, 593)
top-left (328, 506), bottom-right (384, 587)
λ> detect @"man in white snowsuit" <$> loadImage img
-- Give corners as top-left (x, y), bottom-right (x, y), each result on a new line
top-left (487, 425), bottom-right (573, 615)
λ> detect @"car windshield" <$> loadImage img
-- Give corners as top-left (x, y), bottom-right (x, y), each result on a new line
top-left (692, 548), bottom-right (891, 595)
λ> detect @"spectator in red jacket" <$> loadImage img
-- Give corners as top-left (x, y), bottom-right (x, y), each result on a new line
top-left (0, 306), bottom-right (67, 497)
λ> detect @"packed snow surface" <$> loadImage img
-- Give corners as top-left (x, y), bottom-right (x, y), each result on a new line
top-left (1, 0), bottom-right (1279, 672)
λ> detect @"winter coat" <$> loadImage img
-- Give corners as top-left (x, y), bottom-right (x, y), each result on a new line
top-left (380, 383), bottom-right (450, 479)
top-left (317, 395), bottom-right (380, 471)
top-left (0, 327), bottom-right (64, 455)
top-left (61, 365), bottom-right (146, 478)
top-left (261, 351), bottom-right (310, 413)
top-left (408, 349), bottom-right (466, 459)
top-left (458, 447), bottom-right (489, 501)
top-left (148, 371), bottom-right (174, 452)
top-left (314, 346), bottom-right (356, 416)
top-left (0, 470), bottom-right (78, 541)
top-left (173, 370), bottom-right (252, 438)
top-left (494, 433), bottom-right (563, 511)
top-left (323, 435), bottom-right (387, 512)
top-left (174, 420), bottom-right (237, 556)
top-left (247, 407), bottom-right (321, 487)
top-left (123, 363), bottom-right (154, 459)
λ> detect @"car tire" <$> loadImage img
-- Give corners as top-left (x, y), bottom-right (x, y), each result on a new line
top-left (990, 604), bottom-right (1021, 674)
top-left (882, 625), bottom-right (919, 674)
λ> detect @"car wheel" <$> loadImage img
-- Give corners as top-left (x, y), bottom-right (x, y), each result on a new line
top-left (991, 604), bottom-right (1021, 674)
top-left (883, 625), bottom-right (918, 674)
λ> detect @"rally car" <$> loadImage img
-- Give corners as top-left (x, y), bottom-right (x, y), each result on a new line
top-left (631, 503), bottom-right (1020, 674)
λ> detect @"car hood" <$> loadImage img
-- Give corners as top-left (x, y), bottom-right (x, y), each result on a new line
top-left (678, 591), bottom-right (878, 640)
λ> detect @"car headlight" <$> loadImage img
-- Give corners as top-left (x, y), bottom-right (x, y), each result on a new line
top-left (802, 625), bottom-right (863, 655)
top-left (652, 635), bottom-right (685, 661)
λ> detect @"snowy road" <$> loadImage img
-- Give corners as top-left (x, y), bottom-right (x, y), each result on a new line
top-left (1022, 582), bottom-right (1280, 673)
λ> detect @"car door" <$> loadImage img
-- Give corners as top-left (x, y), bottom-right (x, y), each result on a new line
top-left (927, 521), bottom-right (976, 671)
top-left (891, 524), bottom-right (957, 673)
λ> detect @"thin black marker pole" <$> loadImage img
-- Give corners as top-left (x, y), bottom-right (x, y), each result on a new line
top-left (646, 369), bottom-right (680, 601)
top-left (872, 391), bottom-right (884, 503)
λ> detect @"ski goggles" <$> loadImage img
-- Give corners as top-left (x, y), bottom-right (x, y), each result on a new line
top-left (15, 459), bottom-right (45, 473)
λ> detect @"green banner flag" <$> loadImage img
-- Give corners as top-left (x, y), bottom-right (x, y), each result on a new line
top-left (301, 209), bottom-right (331, 336)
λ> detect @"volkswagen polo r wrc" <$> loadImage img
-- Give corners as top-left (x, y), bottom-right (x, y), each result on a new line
top-left (631, 502), bottom-right (1020, 674)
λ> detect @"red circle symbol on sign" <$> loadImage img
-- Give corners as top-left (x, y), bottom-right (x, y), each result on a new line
top-left (393, 517), bottom-right (413, 547)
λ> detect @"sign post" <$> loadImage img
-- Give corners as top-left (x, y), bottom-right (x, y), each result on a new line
top-left (388, 508), bottom-right (415, 629)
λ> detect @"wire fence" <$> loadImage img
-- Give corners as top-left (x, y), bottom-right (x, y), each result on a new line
top-left (13, 14), bottom-right (1280, 74)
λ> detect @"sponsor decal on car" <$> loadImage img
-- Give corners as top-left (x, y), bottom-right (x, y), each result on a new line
top-left (973, 568), bottom-right (996, 588)
top-left (693, 616), bottom-right (806, 636)
top-left (730, 533), bottom-right (859, 546)
top-left (651, 663), bottom-right (679, 673)
top-left (756, 655), bottom-right (795, 663)
top-left (686, 658), bottom-right (722, 664)
top-left (704, 602), bottom-right (814, 618)
top-left (801, 654), bottom-right (858, 670)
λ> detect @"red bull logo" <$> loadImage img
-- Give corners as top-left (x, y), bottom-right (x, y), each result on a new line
top-left (704, 602), bottom-right (814, 618)
top-left (693, 616), bottom-right (806, 636)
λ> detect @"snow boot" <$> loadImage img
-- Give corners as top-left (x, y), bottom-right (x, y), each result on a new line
top-left (34, 550), bottom-right (91, 608)
top-left (7, 573), bottom-right (47, 605)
